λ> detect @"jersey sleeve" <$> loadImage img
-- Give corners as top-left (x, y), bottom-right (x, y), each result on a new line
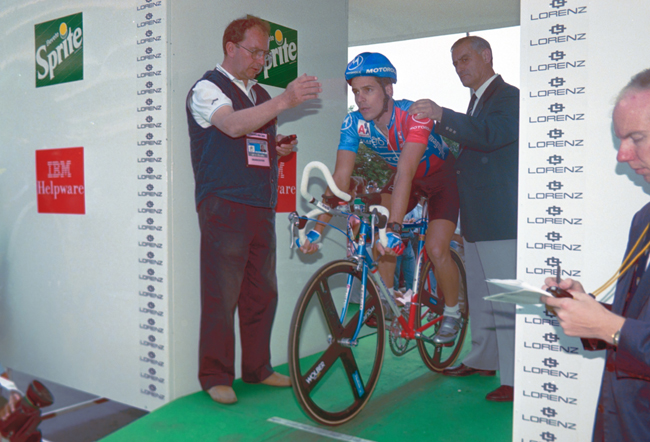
top-left (404, 114), bottom-right (434, 145)
top-left (337, 113), bottom-right (362, 153)
top-left (189, 80), bottom-right (233, 128)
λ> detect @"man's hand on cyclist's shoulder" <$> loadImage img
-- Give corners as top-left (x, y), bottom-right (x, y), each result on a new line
top-left (408, 99), bottom-right (443, 122)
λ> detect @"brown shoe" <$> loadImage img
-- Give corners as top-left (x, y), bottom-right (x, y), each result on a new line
top-left (260, 372), bottom-right (291, 387)
top-left (207, 386), bottom-right (237, 405)
top-left (441, 364), bottom-right (496, 377)
top-left (485, 385), bottom-right (513, 402)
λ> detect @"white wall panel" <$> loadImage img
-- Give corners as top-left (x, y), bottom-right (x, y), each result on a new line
top-left (0, 0), bottom-right (349, 410)
top-left (167, 0), bottom-right (350, 399)
top-left (0, 0), bottom-right (162, 409)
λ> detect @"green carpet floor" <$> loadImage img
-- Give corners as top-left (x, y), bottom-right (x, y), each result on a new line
top-left (101, 333), bottom-right (512, 441)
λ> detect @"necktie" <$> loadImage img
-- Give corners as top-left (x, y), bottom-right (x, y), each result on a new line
top-left (466, 93), bottom-right (478, 116)
top-left (456, 94), bottom-right (478, 157)
top-left (623, 246), bottom-right (649, 316)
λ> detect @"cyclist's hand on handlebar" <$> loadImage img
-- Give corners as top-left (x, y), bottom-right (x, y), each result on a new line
top-left (387, 232), bottom-right (406, 255)
top-left (377, 231), bottom-right (405, 256)
top-left (300, 240), bottom-right (320, 255)
top-left (297, 230), bottom-right (321, 255)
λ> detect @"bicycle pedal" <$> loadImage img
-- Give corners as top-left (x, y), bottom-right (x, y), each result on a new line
top-left (338, 338), bottom-right (358, 347)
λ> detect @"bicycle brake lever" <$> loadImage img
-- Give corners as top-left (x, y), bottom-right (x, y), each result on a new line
top-left (288, 212), bottom-right (299, 249)
top-left (370, 206), bottom-right (389, 248)
top-left (290, 226), bottom-right (296, 249)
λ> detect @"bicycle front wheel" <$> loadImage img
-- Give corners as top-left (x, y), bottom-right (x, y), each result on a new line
top-left (288, 259), bottom-right (385, 426)
top-left (415, 248), bottom-right (468, 371)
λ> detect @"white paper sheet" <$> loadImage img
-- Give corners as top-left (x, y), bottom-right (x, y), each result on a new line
top-left (484, 279), bottom-right (548, 305)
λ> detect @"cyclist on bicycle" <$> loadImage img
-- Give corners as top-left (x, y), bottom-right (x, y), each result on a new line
top-left (299, 52), bottom-right (462, 344)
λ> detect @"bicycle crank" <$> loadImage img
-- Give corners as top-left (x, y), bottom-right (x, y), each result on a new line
top-left (388, 311), bottom-right (416, 356)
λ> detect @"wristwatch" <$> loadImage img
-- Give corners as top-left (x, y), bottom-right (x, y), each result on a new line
top-left (387, 222), bottom-right (402, 235)
top-left (612, 328), bottom-right (621, 346)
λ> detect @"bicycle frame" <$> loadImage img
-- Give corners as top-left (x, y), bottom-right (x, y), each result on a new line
top-left (338, 197), bottom-right (444, 346)
top-left (339, 214), bottom-right (392, 345)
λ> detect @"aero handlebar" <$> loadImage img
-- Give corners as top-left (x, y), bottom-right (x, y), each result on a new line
top-left (292, 161), bottom-right (389, 249)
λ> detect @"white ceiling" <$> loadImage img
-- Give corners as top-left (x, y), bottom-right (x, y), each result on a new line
top-left (348, 0), bottom-right (521, 47)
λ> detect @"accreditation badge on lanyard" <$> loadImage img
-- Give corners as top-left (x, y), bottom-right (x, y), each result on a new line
top-left (246, 132), bottom-right (270, 168)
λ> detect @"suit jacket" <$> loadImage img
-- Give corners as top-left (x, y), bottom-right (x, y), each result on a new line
top-left (594, 201), bottom-right (650, 441)
top-left (435, 75), bottom-right (519, 242)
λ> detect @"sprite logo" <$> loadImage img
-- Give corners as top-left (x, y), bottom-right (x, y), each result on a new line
top-left (35, 13), bottom-right (83, 88)
top-left (257, 21), bottom-right (297, 89)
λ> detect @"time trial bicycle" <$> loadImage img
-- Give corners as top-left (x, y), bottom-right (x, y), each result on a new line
top-left (287, 161), bottom-right (468, 426)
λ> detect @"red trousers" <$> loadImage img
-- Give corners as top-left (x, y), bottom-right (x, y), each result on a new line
top-left (197, 195), bottom-right (277, 389)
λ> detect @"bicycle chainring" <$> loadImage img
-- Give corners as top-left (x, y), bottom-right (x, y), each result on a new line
top-left (388, 309), bottom-right (411, 356)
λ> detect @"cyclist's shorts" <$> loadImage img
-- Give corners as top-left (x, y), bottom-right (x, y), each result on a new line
top-left (380, 159), bottom-right (459, 224)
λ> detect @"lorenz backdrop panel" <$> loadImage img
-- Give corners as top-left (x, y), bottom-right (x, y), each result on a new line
top-left (515, 1), bottom-right (650, 440)
top-left (0, 0), bottom-right (348, 410)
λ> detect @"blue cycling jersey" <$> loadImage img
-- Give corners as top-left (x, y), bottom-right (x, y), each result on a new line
top-left (338, 99), bottom-right (449, 178)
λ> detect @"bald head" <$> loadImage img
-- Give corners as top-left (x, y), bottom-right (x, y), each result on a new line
top-left (614, 71), bottom-right (650, 182)
top-left (616, 69), bottom-right (650, 105)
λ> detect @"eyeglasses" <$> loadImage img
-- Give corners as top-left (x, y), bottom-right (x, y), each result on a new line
top-left (235, 43), bottom-right (270, 62)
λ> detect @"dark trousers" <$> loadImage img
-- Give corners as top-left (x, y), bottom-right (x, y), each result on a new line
top-left (198, 195), bottom-right (277, 390)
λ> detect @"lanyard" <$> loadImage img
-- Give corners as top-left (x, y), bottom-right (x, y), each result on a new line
top-left (593, 223), bottom-right (650, 296)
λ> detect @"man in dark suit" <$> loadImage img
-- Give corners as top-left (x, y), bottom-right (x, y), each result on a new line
top-left (542, 69), bottom-right (650, 441)
top-left (409, 36), bottom-right (519, 402)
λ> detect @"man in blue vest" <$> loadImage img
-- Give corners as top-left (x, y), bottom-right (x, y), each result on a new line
top-left (186, 15), bottom-right (321, 405)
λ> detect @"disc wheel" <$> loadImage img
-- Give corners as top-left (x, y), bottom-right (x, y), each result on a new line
top-left (415, 249), bottom-right (468, 371)
top-left (288, 259), bottom-right (385, 426)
